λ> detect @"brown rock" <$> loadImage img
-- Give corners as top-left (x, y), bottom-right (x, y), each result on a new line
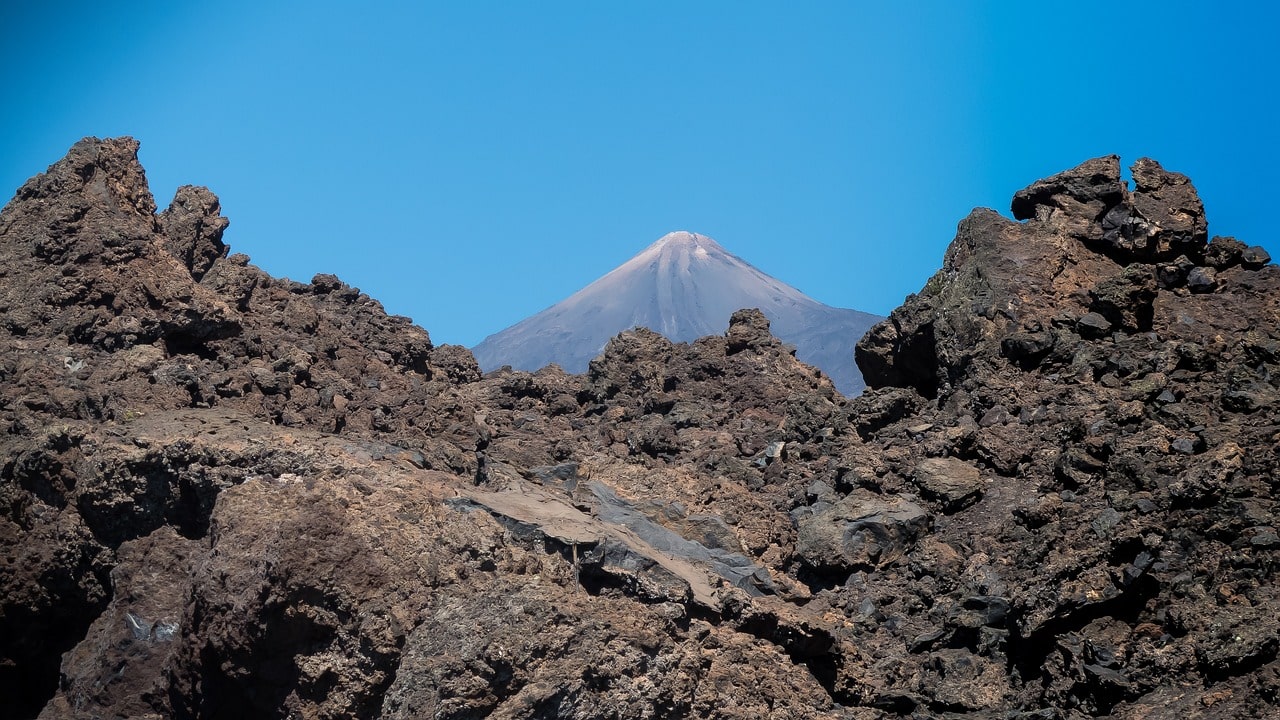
top-left (4, 139), bottom-right (1280, 719)
top-left (796, 492), bottom-right (931, 572)
top-left (1129, 157), bottom-right (1208, 254)
top-left (159, 185), bottom-right (229, 280)
top-left (912, 457), bottom-right (984, 512)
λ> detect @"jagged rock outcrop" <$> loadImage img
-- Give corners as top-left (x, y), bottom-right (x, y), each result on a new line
top-left (851, 155), bottom-right (1279, 715)
top-left (2, 139), bottom-right (1278, 719)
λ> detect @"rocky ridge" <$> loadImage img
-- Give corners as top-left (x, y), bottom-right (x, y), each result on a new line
top-left (2, 139), bottom-right (1278, 718)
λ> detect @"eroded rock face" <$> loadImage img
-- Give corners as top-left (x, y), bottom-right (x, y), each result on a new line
top-left (2, 139), bottom-right (1278, 718)
top-left (852, 155), bottom-right (1280, 716)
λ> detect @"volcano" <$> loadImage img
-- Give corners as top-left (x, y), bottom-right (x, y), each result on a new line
top-left (471, 231), bottom-right (882, 394)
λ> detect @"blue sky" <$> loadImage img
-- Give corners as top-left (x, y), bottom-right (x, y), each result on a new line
top-left (3, 2), bottom-right (1276, 347)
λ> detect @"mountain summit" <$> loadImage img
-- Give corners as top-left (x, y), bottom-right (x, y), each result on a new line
top-left (472, 231), bottom-right (882, 394)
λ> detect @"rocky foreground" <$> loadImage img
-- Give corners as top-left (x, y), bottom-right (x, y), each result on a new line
top-left (2, 139), bottom-right (1277, 719)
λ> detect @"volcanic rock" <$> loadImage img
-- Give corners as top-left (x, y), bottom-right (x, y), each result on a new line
top-left (795, 492), bottom-right (931, 573)
top-left (3, 139), bottom-right (1279, 719)
top-left (911, 457), bottom-right (985, 512)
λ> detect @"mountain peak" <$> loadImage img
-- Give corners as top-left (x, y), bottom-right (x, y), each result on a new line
top-left (472, 231), bottom-right (882, 394)
top-left (653, 231), bottom-right (716, 249)
top-left (635, 231), bottom-right (724, 263)
top-left (657, 230), bottom-right (702, 244)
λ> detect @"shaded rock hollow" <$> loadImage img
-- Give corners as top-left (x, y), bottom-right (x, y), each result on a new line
top-left (1, 139), bottom-right (1278, 719)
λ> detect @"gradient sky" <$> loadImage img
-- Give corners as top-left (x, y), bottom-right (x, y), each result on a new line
top-left (3, 2), bottom-right (1276, 347)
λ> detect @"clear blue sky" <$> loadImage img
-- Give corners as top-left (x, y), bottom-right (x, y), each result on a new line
top-left (3, 2), bottom-right (1276, 347)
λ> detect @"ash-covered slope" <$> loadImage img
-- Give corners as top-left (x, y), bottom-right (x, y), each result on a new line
top-left (3, 139), bottom-right (1280, 719)
top-left (472, 231), bottom-right (882, 395)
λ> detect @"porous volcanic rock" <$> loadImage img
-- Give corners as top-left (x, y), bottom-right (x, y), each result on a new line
top-left (2, 139), bottom-right (1279, 719)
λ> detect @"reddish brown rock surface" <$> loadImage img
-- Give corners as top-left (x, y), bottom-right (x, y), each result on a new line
top-left (2, 139), bottom-right (1278, 718)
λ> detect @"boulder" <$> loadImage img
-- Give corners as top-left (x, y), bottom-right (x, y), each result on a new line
top-left (912, 457), bottom-right (985, 512)
top-left (796, 492), bottom-right (931, 572)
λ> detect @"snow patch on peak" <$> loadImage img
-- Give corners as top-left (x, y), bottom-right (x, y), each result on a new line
top-left (652, 231), bottom-right (726, 255)
top-left (623, 231), bottom-right (720, 271)
top-left (658, 231), bottom-right (700, 244)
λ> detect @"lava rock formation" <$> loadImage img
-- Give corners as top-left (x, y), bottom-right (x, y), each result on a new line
top-left (2, 139), bottom-right (1278, 718)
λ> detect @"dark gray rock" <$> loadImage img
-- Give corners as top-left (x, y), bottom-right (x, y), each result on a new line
top-left (795, 491), bottom-right (930, 572)
top-left (1077, 311), bottom-right (1112, 337)
top-left (1156, 254), bottom-right (1195, 288)
top-left (1187, 266), bottom-right (1218, 293)
top-left (1242, 245), bottom-right (1272, 267)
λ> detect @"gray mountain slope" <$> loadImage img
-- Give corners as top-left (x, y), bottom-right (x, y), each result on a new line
top-left (471, 232), bottom-right (883, 395)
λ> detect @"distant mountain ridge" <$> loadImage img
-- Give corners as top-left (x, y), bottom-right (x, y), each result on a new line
top-left (472, 231), bottom-right (882, 394)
